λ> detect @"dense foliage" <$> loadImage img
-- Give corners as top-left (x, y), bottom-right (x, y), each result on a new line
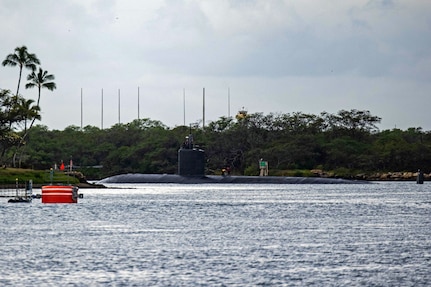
top-left (5, 109), bottom-right (431, 180)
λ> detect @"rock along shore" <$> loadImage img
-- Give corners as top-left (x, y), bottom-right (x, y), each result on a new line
top-left (310, 169), bottom-right (429, 181)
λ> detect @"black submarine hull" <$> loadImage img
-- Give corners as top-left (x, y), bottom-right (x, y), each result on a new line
top-left (97, 174), bottom-right (368, 184)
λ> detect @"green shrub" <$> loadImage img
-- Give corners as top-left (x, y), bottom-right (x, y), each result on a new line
top-left (0, 168), bottom-right (78, 184)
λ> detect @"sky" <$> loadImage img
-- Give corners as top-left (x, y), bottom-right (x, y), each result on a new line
top-left (1, 0), bottom-right (430, 131)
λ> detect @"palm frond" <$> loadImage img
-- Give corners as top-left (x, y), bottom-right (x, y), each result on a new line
top-left (43, 82), bottom-right (56, 91)
top-left (25, 83), bottom-right (37, 89)
top-left (45, 74), bottom-right (55, 81)
top-left (2, 54), bottom-right (19, 67)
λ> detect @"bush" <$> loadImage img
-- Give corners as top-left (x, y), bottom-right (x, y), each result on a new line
top-left (0, 168), bottom-right (78, 184)
top-left (244, 165), bottom-right (259, 176)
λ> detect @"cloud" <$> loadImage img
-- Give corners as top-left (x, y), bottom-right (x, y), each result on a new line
top-left (1, 0), bottom-right (431, 131)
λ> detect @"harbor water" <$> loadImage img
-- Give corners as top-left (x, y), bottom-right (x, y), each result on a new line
top-left (1, 182), bottom-right (430, 286)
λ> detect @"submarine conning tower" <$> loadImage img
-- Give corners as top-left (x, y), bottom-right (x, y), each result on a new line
top-left (178, 134), bottom-right (205, 176)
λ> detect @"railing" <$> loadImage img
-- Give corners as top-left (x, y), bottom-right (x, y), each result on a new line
top-left (0, 182), bottom-right (33, 198)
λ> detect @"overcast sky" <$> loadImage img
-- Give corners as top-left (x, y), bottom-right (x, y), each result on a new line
top-left (1, 0), bottom-right (430, 131)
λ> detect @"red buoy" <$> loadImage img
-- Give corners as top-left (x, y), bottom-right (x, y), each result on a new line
top-left (41, 185), bottom-right (79, 204)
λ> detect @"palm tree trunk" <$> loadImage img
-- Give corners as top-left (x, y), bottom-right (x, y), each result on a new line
top-left (36, 86), bottom-right (41, 107)
top-left (0, 147), bottom-right (7, 167)
top-left (25, 87), bottom-right (41, 137)
top-left (12, 125), bottom-right (31, 167)
top-left (14, 99), bottom-right (40, 167)
top-left (16, 64), bottom-right (23, 96)
top-left (8, 66), bottom-right (24, 129)
top-left (12, 148), bottom-right (17, 168)
top-left (17, 144), bottom-right (27, 168)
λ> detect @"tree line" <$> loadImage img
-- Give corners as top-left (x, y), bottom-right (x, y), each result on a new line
top-left (5, 109), bottom-right (431, 180)
top-left (1, 46), bottom-right (430, 179)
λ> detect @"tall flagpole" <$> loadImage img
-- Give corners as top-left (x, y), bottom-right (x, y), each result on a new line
top-left (118, 89), bottom-right (121, 124)
top-left (183, 88), bottom-right (186, 126)
top-left (80, 88), bottom-right (83, 130)
top-left (228, 87), bottom-right (231, 118)
top-left (138, 86), bottom-right (140, 120)
top-left (101, 88), bottom-right (104, 129)
top-left (202, 87), bottom-right (205, 129)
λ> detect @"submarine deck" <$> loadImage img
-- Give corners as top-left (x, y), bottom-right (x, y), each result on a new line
top-left (97, 174), bottom-right (368, 184)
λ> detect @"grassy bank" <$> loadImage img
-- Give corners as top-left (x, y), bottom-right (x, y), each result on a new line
top-left (0, 168), bottom-right (79, 185)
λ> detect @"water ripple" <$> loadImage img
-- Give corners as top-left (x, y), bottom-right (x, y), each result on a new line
top-left (1, 182), bottom-right (430, 286)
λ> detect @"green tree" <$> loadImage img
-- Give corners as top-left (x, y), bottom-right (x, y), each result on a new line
top-left (25, 67), bottom-right (56, 108)
top-left (23, 67), bottom-right (56, 138)
top-left (15, 98), bottom-right (41, 132)
top-left (14, 109), bottom-right (431, 179)
top-left (2, 46), bottom-right (40, 97)
top-left (322, 109), bottom-right (381, 140)
top-left (11, 97), bottom-right (41, 167)
top-left (0, 90), bottom-right (23, 165)
top-left (372, 128), bottom-right (431, 171)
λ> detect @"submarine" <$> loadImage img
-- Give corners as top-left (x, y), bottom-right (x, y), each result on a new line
top-left (98, 134), bottom-right (367, 185)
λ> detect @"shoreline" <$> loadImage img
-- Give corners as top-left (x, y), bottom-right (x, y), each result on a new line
top-left (0, 170), bottom-right (428, 189)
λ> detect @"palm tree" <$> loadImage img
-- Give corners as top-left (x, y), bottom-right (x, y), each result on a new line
top-left (0, 89), bottom-right (12, 128)
top-left (11, 97), bottom-right (41, 167)
top-left (17, 98), bottom-right (41, 133)
top-left (25, 67), bottom-right (56, 107)
top-left (0, 90), bottom-right (23, 129)
top-left (2, 46), bottom-right (40, 97)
